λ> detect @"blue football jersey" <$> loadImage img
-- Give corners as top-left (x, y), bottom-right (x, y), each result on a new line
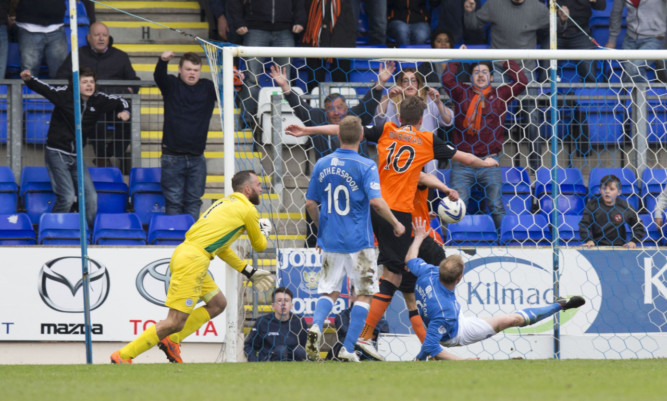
top-left (409, 257), bottom-right (461, 359)
top-left (306, 148), bottom-right (382, 253)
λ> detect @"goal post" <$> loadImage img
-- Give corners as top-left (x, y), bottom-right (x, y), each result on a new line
top-left (203, 43), bottom-right (667, 361)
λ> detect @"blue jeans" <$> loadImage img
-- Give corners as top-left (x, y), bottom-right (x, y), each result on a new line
top-left (18, 26), bottom-right (68, 78)
top-left (558, 32), bottom-right (598, 82)
top-left (387, 21), bottom-right (430, 46)
top-left (241, 29), bottom-right (293, 118)
top-left (160, 154), bottom-right (206, 221)
top-left (450, 156), bottom-right (504, 229)
top-left (352, 0), bottom-right (387, 45)
top-left (621, 36), bottom-right (663, 83)
top-left (45, 148), bottom-right (97, 227)
top-left (0, 25), bottom-right (8, 79)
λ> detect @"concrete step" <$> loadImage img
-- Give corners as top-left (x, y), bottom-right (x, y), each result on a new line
top-left (115, 43), bottom-right (204, 57)
top-left (140, 130), bottom-right (254, 146)
top-left (101, 21), bottom-right (208, 44)
top-left (96, 1), bottom-right (203, 21)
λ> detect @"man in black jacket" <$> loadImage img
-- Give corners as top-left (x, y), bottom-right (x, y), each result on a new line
top-left (21, 67), bottom-right (130, 227)
top-left (155, 51), bottom-right (217, 221)
top-left (57, 22), bottom-right (140, 172)
top-left (244, 287), bottom-right (308, 361)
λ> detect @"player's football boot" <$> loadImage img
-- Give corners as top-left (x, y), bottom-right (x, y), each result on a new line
top-left (355, 339), bottom-right (384, 361)
top-left (338, 347), bottom-right (361, 362)
top-left (556, 296), bottom-right (586, 311)
top-left (110, 350), bottom-right (132, 364)
top-left (306, 323), bottom-right (322, 361)
top-left (158, 337), bottom-right (183, 363)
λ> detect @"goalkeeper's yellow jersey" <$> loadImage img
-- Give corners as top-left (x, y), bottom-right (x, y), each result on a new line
top-left (183, 192), bottom-right (267, 272)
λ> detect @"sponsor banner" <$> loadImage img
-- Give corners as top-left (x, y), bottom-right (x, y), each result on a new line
top-left (0, 248), bottom-right (227, 342)
top-left (277, 248), bottom-right (348, 317)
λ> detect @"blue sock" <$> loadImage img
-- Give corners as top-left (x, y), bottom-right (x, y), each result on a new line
top-left (517, 303), bottom-right (562, 326)
top-left (312, 296), bottom-right (334, 330)
top-left (343, 302), bottom-right (369, 353)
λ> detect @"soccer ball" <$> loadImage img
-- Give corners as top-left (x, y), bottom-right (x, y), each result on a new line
top-left (437, 197), bottom-right (466, 224)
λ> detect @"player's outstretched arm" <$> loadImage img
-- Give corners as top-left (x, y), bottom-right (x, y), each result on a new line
top-left (285, 124), bottom-right (339, 137)
top-left (369, 197), bottom-right (405, 237)
top-left (451, 150), bottom-right (499, 168)
top-left (418, 172), bottom-right (459, 201)
top-left (405, 217), bottom-right (430, 263)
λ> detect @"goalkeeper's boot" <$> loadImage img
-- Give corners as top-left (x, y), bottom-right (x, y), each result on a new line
top-left (355, 339), bottom-right (384, 361)
top-left (338, 347), bottom-right (361, 363)
top-left (306, 323), bottom-right (322, 361)
top-left (158, 337), bottom-right (183, 363)
top-left (110, 350), bottom-right (132, 364)
top-left (556, 296), bottom-right (585, 311)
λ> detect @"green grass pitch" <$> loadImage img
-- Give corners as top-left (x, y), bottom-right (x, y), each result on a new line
top-left (1, 359), bottom-right (664, 401)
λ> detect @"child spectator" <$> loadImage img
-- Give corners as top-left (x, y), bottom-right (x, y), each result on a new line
top-left (579, 174), bottom-right (646, 248)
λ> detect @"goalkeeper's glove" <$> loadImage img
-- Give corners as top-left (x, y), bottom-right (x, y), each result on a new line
top-left (258, 218), bottom-right (272, 237)
top-left (241, 264), bottom-right (275, 291)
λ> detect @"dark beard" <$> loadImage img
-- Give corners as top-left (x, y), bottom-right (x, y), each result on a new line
top-left (248, 191), bottom-right (260, 205)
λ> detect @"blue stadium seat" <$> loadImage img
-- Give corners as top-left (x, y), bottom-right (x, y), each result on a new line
top-left (534, 167), bottom-right (587, 196)
top-left (93, 213), bottom-right (146, 245)
top-left (574, 88), bottom-right (627, 146)
top-left (38, 213), bottom-right (89, 245)
top-left (147, 214), bottom-right (195, 245)
top-left (20, 166), bottom-right (56, 224)
top-left (445, 215), bottom-right (497, 246)
top-left (0, 97), bottom-right (7, 144)
top-left (0, 166), bottom-right (19, 213)
top-left (0, 213), bottom-right (36, 245)
top-left (645, 89), bottom-right (667, 143)
top-left (639, 214), bottom-right (663, 246)
top-left (129, 167), bottom-right (165, 225)
top-left (538, 194), bottom-right (586, 218)
top-left (588, 168), bottom-right (640, 209)
top-left (641, 168), bottom-right (667, 214)
top-left (501, 166), bottom-right (532, 214)
top-left (24, 99), bottom-right (54, 144)
top-left (89, 167), bottom-right (128, 213)
top-left (499, 214), bottom-right (550, 246)
top-left (552, 214), bottom-right (583, 246)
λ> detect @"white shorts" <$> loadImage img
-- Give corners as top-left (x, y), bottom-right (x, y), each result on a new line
top-left (442, 313), bottom-right (496, 347)
top-left (318, 248), bottom-right (379, 296)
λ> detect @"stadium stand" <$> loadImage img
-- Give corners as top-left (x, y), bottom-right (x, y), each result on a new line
top-left (19, 166), bottom-right (56, 224)
top-left (0, 213), bottom-right (36, 245)
top-left (445, 214), bottom-right (498, 246)
top-left (147, 213), bottom-right (195, 245)
top-left (38, 212), bottom-right (89, 245)
top-left (89, 167), bottom-right (129, 214)
top-left (92, 212), bottom-right (146, 245)
top-left (0, 165), bottom-right (19, 213)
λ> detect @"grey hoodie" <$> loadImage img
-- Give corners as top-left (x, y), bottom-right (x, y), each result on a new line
top-left (609, 0), bottom-right (666, 43)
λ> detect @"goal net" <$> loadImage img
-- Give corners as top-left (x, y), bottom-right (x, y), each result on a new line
top-left (201, 42), bottom-right (667, 361)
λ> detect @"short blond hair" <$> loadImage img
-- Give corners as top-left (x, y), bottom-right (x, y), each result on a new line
top-left (439, 255), bottom-right (464, 285)
top-left (338, 115), bottom-right (363, 145)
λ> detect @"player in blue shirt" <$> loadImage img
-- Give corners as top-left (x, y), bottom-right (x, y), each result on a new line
top-left (406, 218), bottom-right (585, 360)
top-left (304, 115), bottom-right (406, 362)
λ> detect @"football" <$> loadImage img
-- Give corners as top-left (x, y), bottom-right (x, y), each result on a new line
top-left (437, 197), bottom-right (466, 224)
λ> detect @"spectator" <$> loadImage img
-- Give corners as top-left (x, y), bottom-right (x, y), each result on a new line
top-left (0, 0), bottom-right (9, 79)
top-left (442, 60), bottom-right (527, 229)
top-left (556, 0), bottom-right (606, 82)
top-left (20, 67), bottom-right (130, 227)
top-left (15, 1), bottom-right (67, 78)
top-left (580, 174), bottom-right (646, 248)
top-left (406, 218), bottom-right (585, 360)
top-left (328, 285), bottom-right (390, 360)
top-left (302, 0), bottom-right (357, 91)
top-left (653, 187), bottom-right (667, 227)
top-left (387, 0), bottom-right (438, 47)
top-left (463, 0), bottom-right (549, 173)
top-left (227, 0), bottom-right (305, 122)
top-left (244, 287), bottom-right (309, 361)
top-left (154, 51), bottom-right (217, 221)
top-left (56, 22), bottom-right (140, 174)
top-left (270, 62), bottom-right (394, 248)
top-left (418, 28), bottom-right (455, 93)
top-left (374, 67), bottom-right (454, 173)
top-left (352, 0), bottom-right (387, 45)
top-left (607, 0), bottom-right (666, 83)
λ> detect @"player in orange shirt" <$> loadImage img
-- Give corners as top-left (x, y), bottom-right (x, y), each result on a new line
top-left (287, 96), bottom-right (497, 359)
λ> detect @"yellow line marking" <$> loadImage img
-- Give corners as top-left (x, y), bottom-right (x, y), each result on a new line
top-left (102, 21), bottom-right (208, 29)
top-left (141, 130), bottom-right (252, 140)
top-left (140, 107), bottom-right (235, 115)
top-left (206, 175), bottom-right (270, 184)
top-left (203, 193), bottom-right (279, 200)
top-left (259, 212), bottom-right (305, 219)
top-left (115, 44), bottom-right (203, 53)
top-left (243, 259), bottom-right (275, 267)
top-left (97, 1), bottom-right (200, 9)
top-left (133, 63), bottom-right (211, 73)
top-left (244, 305), bottom-right (273, 312)
top-left (140, 151), bottom-right (262, 158)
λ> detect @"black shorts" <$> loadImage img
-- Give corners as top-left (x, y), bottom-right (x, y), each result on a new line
top-left (371, 208), bottom-right (413, 275)
top-left (400, 236), bottom-right (446, 293)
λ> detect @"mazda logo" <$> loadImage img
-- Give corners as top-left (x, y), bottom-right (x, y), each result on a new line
top-left (38, 257), bottom-right (110, 313)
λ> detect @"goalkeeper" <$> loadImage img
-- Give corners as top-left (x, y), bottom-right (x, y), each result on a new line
top-left (111, 170), bottom-right (275, 364)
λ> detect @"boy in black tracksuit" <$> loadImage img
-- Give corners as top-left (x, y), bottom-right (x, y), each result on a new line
top-left (580, 174), bottom-right (646, 248)
top-left (21, 67), bottom-right (130, 226)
